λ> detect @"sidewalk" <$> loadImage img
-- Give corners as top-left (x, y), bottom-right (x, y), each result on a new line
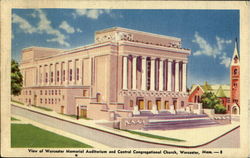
top-left (11, 102), bottom-right (240, 147)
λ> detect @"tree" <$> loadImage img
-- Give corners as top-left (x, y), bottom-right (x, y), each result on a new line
top-left (214, 104), bottom-right (226, 114)
top-left (200, 92), bottom-right (220, 109)
top-left (11, 59), bottom-right (23, 96)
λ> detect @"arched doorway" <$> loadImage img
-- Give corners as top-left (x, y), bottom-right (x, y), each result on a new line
top-left (231, 104), bottom-right (239, 115)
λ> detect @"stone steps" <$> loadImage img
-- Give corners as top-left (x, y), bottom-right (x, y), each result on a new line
top-left (143, 119), bottom-right (218, 130)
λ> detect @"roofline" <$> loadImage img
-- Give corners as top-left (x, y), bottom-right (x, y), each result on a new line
top-left (95, 27), bottom-right (181, 41)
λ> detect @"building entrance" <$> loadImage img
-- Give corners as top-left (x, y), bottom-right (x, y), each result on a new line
top-left (156, 100), bottom-right (161, 110)
top-left (80, 109), bottom-right (87, 118)
top-left (60, 106), bottom-right (64, 114)
top-left (138, 100), bottom-right (144, 110)
top-left (173, 100), bottom-right (177, 110)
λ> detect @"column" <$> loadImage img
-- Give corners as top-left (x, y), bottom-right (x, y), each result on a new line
top-left (167, 60), bottom-right (172, 91)
top-left (48, 64), bottom-right (51, 85)
top-left (72, 59), bottom-right (76, 85)
top-left (150, 58), bottom-right (155, 91)
top-left (65, 60), bottom-right (68, 86)
top-left (38, 66), bottom-right (40, 85)
top-left (41, 65), bottom-right (43, 86)
top-left (159, 59), bottom-right (164, 91)
top-left (175, 61), bottom-right (179, 92)
top-left (60, 62), bottom-right (63, 85)
top-left (132, 56), bottom-right (137, 90)
top-left (54, 63), bottom-right (56, 85)
top-left (141, 57), bottom-right (147, 91)
top-left (122, 56), bottom-right (128, 90)
top-left (182, 61), bottom-right (187, 92)
top-left (79, 58), bottom-right (83, 85)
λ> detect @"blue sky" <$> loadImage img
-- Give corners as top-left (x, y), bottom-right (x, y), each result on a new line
top-left (11, 9), bottom-right (239, 88)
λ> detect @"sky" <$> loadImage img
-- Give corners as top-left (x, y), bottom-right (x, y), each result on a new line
top-left (11, 9), bottom-right (239, 88)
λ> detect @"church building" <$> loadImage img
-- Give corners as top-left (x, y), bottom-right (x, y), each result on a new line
top-left (230, 41), bottom-right (240, 115)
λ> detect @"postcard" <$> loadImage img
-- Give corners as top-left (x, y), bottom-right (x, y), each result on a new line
top-left (1, 0), bottom-right (249, 157)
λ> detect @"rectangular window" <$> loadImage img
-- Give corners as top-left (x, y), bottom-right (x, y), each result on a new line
top-left (40, 98), bottom-right (42, 104)
top-left (55, 98), bottom-right (57, 104)
top-left (76, 68), bottom-right (79, 80)
top-left (40, 90), bottom-right (42, 95)
top-left (57, 71), bottom-right (59, 82)
top-left (83, 90), bottom-right (87, 96)
top-left (45, 99), bottom-right (47, 104)
top-left (49, 90), bottom-right (51, 95)
top-left (51, 72), bottom-right (53, 83)
top-left (69, 69), bottom-right (72, 81)
top-left (45, 72), bottom-right (48, 83)
top-left (48, 99), bottom-right (51, 104)
top-left (45, 90), bottom-right (47, 95)
top-left (59, 90), bottom-right (61, 95)
top-left (55, 90), bottom-right (57, 95)
top-left (63, 70), bottom-right (65, 81)
top-left (29, 90), bottom-right (31, 95)
top-left (52, 90), bottom-right (54, 95)
top-left (52, 99), bottom-right (54, 104)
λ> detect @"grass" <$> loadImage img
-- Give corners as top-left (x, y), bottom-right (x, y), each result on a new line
top-left (11, 117), bottom-right (20, 121)
top-left (120, 129), bottom-right (185, 142)
top-left (11, 99), bottom-right (24, 105)
top-left (60, 113), bottom-right (92, 120)
top-left (31, 105), bottom-right (52, 111)
top-left (11, 124), bottom-right (93, 148)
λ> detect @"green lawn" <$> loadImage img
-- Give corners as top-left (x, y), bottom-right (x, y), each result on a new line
top-left (11, 117), bottom-right (20, 121)
top-left (31, 105), bottom-right (53, 111)
top-left (11, 100), bottom-right (24, 105)
top-left (120, 130), bottom-right (185, 142)
top-left (11, 124), bottom-right (93, 148)
top-left (60, 113), bottom-right (92, 120)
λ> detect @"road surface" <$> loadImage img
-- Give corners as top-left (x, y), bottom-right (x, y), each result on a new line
top-left (11, 104), bottom-right (240, 148)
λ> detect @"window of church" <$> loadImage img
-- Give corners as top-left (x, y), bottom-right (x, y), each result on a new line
top-left (234, 69), bottom-right (238, 75)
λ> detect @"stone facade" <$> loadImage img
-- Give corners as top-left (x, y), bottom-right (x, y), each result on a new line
top-left (16, 27), bottom-right (191, 120)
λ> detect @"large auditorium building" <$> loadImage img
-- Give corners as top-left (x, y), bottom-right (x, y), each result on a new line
top-left (17, 27), bottom-right (191, 120)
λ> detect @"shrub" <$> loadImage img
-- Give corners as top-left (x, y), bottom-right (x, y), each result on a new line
top-left (214, 104), bottom-right (226, 114)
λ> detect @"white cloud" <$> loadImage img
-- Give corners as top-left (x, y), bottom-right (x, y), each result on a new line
top-left (73, 9), bottom-right (112, 19)
top-left (76, 28), bottom-right (82, 33)
top-left (59, 21), bottom-right (75, 34)
top-left (12, 14), bottom-right (36, 34)
top-left (192, 32), bottom-right (232, 67)
top-left (12, 10), bottom-right (70, 47)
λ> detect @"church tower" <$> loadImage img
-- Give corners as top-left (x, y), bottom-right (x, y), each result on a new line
top-left (230, 40), bottom-right (240, 115)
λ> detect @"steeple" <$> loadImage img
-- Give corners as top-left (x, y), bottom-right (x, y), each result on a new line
top-left (231, 39), bottom-right (240, 66)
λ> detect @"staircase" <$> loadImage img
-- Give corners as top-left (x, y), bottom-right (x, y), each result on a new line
top-left (134, 111), bottom-right (218, 130)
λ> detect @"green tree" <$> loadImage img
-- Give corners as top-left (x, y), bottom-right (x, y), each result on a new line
top-left (214, 104), bottom-right (226, 114)
top-left (11, 59), bottom-right (23, 96)
top-left (200, 92), bottom-right (220, 109)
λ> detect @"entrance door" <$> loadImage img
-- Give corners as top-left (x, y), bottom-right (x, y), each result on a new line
top-left (156, 100), bottom-right (161, 110)
top-left (34, 95), bottom-right (37, 105)
top-left (60, 106), bottom-right (64, 114)
top-left (80, 109), bottom-right (87, 118)
top-left (138, 100), bottom-right (144, 110)
top-left (148, 101), bottom-right (152, 110)
top-left (173, 100), bottom-right (177, 110)
top-left (165, 101), bottom-right (169, 110)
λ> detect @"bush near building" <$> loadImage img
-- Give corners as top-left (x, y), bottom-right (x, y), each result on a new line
top-left (201, 92), bottom-right (226, 114)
